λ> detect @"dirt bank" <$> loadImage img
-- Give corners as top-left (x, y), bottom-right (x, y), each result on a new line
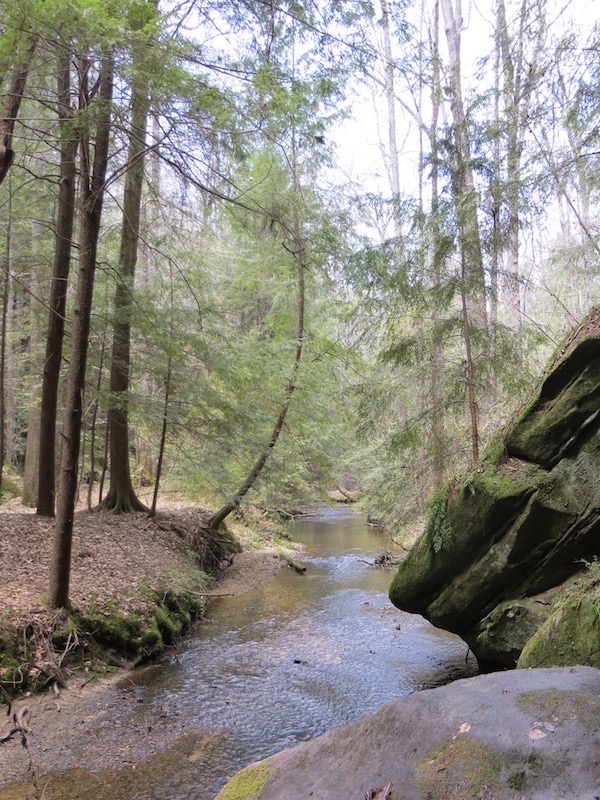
top-left (0, 502), bottom-right (300, 695)
top-left (0, 504), bottom-right (301, 790)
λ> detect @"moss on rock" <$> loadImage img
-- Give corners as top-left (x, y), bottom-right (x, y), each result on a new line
top-left (516, 688), bottom-right (600, 731)
top-left (506, 336), bottom-right (600, 467)
top-left (389, 462), bottom-right (539, 619)
top-left (214, 761), bottom-right (270, 800)
top-left (415, 737), bottom-right (503, 800)
top-left (389, 312), bottom-right (600, 668)
top-left (517, 577), bottom-right (600, 669)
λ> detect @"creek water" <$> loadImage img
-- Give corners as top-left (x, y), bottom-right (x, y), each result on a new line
top-left (126, 506), bottom-right (477, 800)
top-left (0, 507), bottom-right (479, 800)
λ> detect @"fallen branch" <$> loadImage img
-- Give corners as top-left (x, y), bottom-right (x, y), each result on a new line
top-left (0, 705), bottom-right (31, 745)
top-left (280, 554), bottom-right (307, 573)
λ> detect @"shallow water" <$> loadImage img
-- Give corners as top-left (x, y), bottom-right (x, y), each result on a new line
top-left (0, 507), bottom-right (477, 800)
top-left (126, 506), bottom-right (477, 799)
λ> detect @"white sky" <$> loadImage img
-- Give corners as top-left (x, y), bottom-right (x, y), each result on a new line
top-left (332, 0), bottom-right (599, 218)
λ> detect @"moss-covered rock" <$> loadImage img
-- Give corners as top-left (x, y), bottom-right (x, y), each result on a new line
top-left (506, 336), bottom-right (600, 467)
top-left (0, 471), bottom-right (21, 502)
top-left (415, 737), bottom-right (502, 800)
top-left (214, 762), bottom-right (271, 800)
top-left (390, 310), bottom-right (600, 669)
top-left (517, 576), bottom-right (600, 669)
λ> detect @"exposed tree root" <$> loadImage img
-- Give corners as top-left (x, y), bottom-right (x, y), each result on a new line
top-left (95, 489), bottom-right (148, 514)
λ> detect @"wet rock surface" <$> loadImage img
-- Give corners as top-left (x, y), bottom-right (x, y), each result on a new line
top-left (215, 666), bottom-right (600, 800)
top-left (389, 310), bottom-right (600, 669)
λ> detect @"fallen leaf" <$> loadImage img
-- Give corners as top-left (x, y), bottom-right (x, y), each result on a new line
top-left (528, 726), bottom-right (547, 740)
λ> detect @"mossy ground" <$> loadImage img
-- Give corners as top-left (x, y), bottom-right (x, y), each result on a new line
top-left (0, 505), bottom-right (294, 700)
top-left (0, 569), bottom-right (210, 699)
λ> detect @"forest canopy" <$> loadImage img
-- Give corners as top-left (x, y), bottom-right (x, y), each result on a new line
top-left (0, 0), bottom-right (598, 606)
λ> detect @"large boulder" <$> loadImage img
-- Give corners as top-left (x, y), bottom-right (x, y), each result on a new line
top-left (389, 309), bottom-right (600, 669)
top-left (214, 667), bottom-right (600, 800)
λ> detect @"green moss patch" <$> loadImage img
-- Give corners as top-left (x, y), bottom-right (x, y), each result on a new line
top-left (517, 689), bottom-right (600, 732)
top-left (517, 578), bottom-right (600, 669)
top-left (214, 762), bottom-right (271, 800)
top-left (0, 471), bottom-right (21, 502)
top-left (0, 569), bottom-right (210, 699)
top-left (415, 737), bottom-right (503, 800)
top-left (74, 574), bottom-right (209, 667)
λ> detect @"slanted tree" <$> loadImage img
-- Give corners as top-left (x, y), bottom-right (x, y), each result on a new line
top-left (0, 28), bottom-right (37, 186)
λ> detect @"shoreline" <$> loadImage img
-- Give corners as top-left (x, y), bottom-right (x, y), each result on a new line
top-left (0, 502), bottom-right (302, 697)
top-left (0, 520), bottom-right (303, 790)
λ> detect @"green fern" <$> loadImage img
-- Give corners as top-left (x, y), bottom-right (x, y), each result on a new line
top-left (430, 495), bottom-right (453, 554)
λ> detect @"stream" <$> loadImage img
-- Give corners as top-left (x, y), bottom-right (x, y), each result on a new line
top-left (127, 506), bottom-right (477, 799)
top-left (0, 507), bottom-right (477, 800)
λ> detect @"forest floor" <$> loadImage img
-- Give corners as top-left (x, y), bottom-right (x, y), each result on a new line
top-left (0, 497), bottom-right (302, 694)
top-left (0, 498), bottom-right (304, 788)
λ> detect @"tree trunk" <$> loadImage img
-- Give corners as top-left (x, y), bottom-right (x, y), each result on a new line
top-left (48, 53), bottom-right (114, 610)
top-left (151, 355), bottom-right (171, 516)
top-left (22, 220), bottom-right (45, 506)
top-left (0, 34), bottom-right (37, 186)
top-left (429, 0), bottom-right (445, 491)
top-left (496, 0), bottom-right (546, 330)
top-left (440, 0), bottom-right (487, 331)
top-left (208, 128), bottom-right (306, 530)
top-left (380, 0), bottom-right (403, 251)
top-left (87, 311), bottom-right (108, 510)
top-left (0, 181), bottom-right (12, 496)
top-left (100, 40), bottom-right (151, 513)
top-left (461, 249), bottom-right (479, 465)
top-left (37, 50), bottom-right (79, 517)
top-left (208, 252), bottom-right (305, 529)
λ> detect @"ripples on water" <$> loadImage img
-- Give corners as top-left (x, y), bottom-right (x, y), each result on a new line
top-left (129, 506), bottom-right (477, 800)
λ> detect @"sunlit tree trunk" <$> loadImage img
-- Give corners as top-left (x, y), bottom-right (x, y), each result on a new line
top-left (440, 0), bottom-right (487, 331)
top-left (380, 0), bottom-right (403, 251)
top-left (429, 0), bottom-right (445, 490)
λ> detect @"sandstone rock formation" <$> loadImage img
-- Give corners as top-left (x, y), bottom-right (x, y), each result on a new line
top-left (389, 310), bottom-right (600, 669)
top-left (215, 667), bottom-right (600, 800)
